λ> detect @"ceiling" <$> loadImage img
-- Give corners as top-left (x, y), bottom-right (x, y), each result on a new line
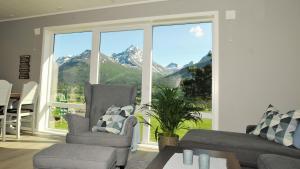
top-left (0, 0), bottom-right (165, 21)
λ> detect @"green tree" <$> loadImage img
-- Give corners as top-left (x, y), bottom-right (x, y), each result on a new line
top-left (181, 65), bottom-right (212, 100)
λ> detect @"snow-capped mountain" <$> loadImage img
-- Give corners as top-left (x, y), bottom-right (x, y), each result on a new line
top-left (56, 46), bottom-right (212, 77)
top-left (110, 45), bottom-right (168, 74)
top-left (56, 55), bottom-right (72, 65)
top-left (112, 45), bottom-right (143, 68)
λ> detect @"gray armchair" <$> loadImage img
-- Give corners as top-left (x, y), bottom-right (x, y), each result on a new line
top-left (65, 83), bottom-right (137, 168)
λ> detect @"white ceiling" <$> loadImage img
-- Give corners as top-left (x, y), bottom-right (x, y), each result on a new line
top-left (0, 0), bottom-right (165, 21)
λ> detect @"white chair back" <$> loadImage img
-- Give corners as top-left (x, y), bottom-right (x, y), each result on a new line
top-left (20, 81), bottom-right (39, 105)
top-left (0, 80), bottom-right (12, 107)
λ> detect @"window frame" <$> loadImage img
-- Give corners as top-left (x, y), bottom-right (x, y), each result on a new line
top-left (38, 11), bottom-right (219, 144)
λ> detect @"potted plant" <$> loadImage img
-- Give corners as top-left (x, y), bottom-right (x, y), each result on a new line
top-left (52, 108), bottom-right (62, 121)
top-left (141, 87), bottom-right (203, 151)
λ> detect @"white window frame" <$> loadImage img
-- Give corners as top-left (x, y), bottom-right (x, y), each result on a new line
top-left (38, 11), bottom-right (219, 143)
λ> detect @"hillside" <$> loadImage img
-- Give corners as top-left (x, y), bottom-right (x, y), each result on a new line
top-left (57, 46), bottom-right (212, 89)
top-left (155, 51), bottom-right (212, 87)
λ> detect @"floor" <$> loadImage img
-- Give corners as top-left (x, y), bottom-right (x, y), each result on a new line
top-left (0, 133), bottom-right (158, 169)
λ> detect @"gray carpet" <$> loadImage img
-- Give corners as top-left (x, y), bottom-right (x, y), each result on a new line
top-left (125, 150), bottom-right (158, 169)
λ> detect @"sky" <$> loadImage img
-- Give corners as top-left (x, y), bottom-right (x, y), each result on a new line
top-left (54, 22), bottom-right (212, 67)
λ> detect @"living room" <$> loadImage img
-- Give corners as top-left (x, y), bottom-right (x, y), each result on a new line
top-left (0, 0), bottom-right (299, 169)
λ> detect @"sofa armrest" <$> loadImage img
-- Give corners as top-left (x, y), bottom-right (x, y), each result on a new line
top-left (121, 116), bottom-right (137, 137)
top-left (64, 113), bottom-right (89, 134)
top-left (246, 125), bottom-right (257, 134)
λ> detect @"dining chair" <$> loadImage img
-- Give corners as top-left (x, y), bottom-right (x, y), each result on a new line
top-left (7, 81), bottom-right (39, 139)
top-left (0, 80), bottom-right (13, 141)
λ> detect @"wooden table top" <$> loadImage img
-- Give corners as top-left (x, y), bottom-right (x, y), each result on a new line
top-left (146, 146), bottom-right (241, 169)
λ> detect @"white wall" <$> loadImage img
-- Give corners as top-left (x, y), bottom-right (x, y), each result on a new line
top-left (0, 0), bottom-right (299, 132)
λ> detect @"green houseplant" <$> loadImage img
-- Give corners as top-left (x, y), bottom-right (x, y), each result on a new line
top-left (141, 87), bottom-right (203, 151)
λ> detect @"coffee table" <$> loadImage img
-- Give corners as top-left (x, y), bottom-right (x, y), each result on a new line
top-left (146, 146), bottom-right (241, 169)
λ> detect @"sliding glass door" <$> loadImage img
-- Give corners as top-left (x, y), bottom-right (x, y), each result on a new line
top-left (45, 18), bottom-right (216, 144)
top-left (150, 23), bottom-right (213, 142)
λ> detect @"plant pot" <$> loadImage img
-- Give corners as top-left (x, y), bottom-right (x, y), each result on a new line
top-left (158, 134), bottom-right (179, 151)
top-left (54, 116), bottom-right (61, 121)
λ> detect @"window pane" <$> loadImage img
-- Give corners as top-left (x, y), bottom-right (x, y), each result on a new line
top-left (99, 30), bottom-right (143, 103)
top-left (48, 106), bottom-right (85, 130)
top-left (151, 23), bottom-right (213, 142)
top-left (51, 32), bottom-right (92, 104)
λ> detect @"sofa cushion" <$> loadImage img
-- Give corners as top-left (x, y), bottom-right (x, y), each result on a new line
top-left (180, 129), bottom-right (300, 167)
top-left (293, 123), bottom-right (300, 149)
top-left (251, 105), bottom-right (279, 136)
top-left (66, 131), bottom-right (132, 147)
top-left (273, 110), bottom-right (300, 146)
top-left (33, 143), bottom-right (116, 169)
top-left (258, 154), bottom-right (300, 169)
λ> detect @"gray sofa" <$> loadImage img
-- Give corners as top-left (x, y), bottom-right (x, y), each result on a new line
top-left (179, 127), bottom-right (300, 169)
top-left (65, 83), bottom-right (137, 168)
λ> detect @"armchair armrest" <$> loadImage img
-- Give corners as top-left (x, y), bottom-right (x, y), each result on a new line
top-left (64, 114), bottom-right (89, 135)
top-left (120, 116), bottom-right (137, 136)
top-left (246, 125), bottom-right (257, 134)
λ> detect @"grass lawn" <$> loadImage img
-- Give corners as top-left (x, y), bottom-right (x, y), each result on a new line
top-left (54, 119), bottom-right (68, 130)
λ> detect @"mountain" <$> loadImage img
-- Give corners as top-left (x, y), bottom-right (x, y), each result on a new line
top-left (166, 62), bottom-right (180, 70)
top-left (112, 45), bottom-right (143, 68)
top-left (56, 46), bottom-right (212, 88)
top-left (156, 51), bottom-right (212, 87)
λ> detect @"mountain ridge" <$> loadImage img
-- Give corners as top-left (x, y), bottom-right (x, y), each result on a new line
top-left (56, 45), bottom-right (212, 86)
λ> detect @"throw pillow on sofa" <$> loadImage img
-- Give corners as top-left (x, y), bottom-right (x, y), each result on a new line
top-left (273, 110), bottom-right (300, 146)
top-left (251, 105), bottom-right (279, 136)
top-left (293, 123), bottom-right (300, 149)
top-left (251, 105), bottom-right (300, 146)
top-left (92, 105), bottom-right (134, 134)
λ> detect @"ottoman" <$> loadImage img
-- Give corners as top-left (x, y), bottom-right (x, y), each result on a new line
top-left (33, 144), bottom-right (116, 169)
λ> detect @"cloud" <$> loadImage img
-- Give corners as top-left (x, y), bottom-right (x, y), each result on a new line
top-left (189, 26), bottom-right (204, 38)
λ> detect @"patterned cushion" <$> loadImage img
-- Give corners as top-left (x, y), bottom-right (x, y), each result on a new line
top-left (251, 105), bottom-right (300, 146)
top-left (92, 105), bottom-right (134, 134)
top-left (293, 123), bottom-right (300, 149)
top-left (274, 110), bottom-right (300, 146)
top-left (251, 105), bottom-right (279, 136)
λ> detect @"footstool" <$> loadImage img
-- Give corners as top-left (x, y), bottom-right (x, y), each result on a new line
top-left (33, 143), bottom-right (116, 169)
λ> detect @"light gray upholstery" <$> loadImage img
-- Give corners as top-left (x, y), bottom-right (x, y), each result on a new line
top-left (85, 83), bottom-right (137, 129)
top-left (64, 114), bottom-right (89, 134)
top-left (180, 129), bottom-right (300, 168)
top-left (258, 154), bottom-right (300, 169)
top-left (66, 83), bottom-right (137, 167)
top-left (33, 144), bottom-right (116, 169)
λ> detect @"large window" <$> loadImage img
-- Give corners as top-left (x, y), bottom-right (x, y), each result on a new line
top-left (49, 32), bottom-right (92, 130)
top-left (41, 13), bottom-right (218, 144)
top-left (99, 30), bottom-right (144, 103)
top-left (150, 23), bottom-right (213, 142)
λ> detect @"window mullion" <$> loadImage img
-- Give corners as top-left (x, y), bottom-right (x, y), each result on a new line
top-left (90, 29), bottom-right (100, 84)
top-left (141, 24), bottom-right (153, 144)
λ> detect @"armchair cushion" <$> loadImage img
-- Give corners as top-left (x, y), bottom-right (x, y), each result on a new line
top-left (64, 114), bottom-right (89, 135)
top-left (92, 105), bottom-right (134, 134)
top-left (85, 83), bottom-right (136, 130)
